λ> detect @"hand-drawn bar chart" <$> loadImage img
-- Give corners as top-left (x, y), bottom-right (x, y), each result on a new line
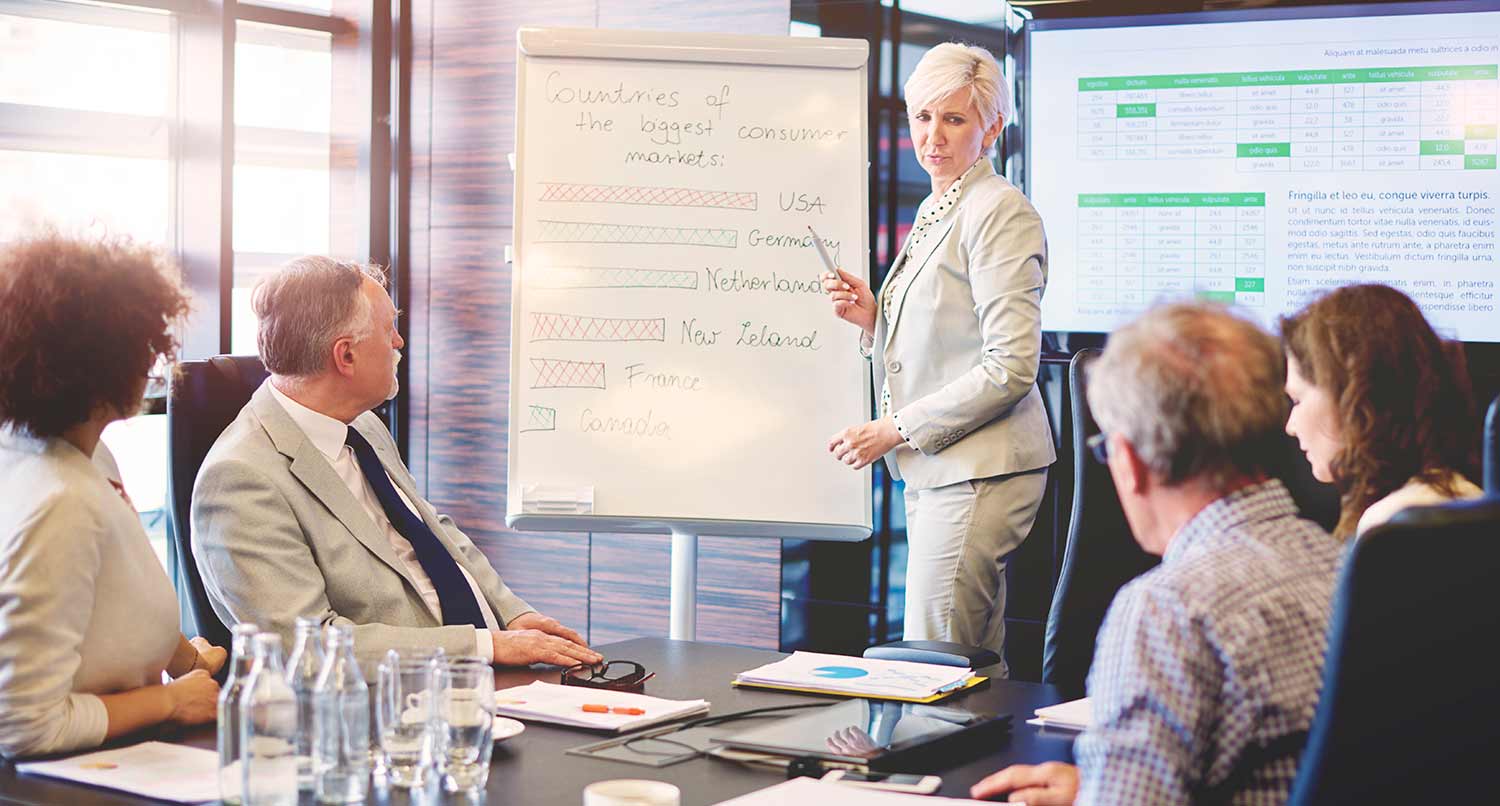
top-left (529, 312), bottom-right (667, 342)
top-left (531, 358), bottom-right (607, 389)
top-left (532, 266), bottom-right (699, 290)
top-left (1077, 65), bottom-right (1499, 172)
top-left (539, 182), bottom-right (758, 210)
top-left (537, 219), bottom-right (738, 248)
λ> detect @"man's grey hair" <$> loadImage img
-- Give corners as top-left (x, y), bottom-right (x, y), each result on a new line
top-left (1086, 302), bottom-right (1287, 489)
top-left (252, 256), bottom-right (387, 377)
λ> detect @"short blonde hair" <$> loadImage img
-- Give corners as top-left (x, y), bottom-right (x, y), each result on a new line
top-left (1086, 302), bottom-right (1287, 489)
top-left (903, 42), bottom-right (1012, 129)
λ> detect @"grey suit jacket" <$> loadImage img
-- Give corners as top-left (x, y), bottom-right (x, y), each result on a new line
top-left (873, 161), bottom-right (1056, 490)
top-left (191, 382), bottom-right (532, 664)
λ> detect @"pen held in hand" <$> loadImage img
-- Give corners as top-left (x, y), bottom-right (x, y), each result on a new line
top-left (807, 225), bottom-right (838, 284)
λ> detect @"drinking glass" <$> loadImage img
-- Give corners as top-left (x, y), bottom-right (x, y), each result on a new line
top-left (375, 650), bottom-right (445, 789)
top-left (439, 658), bottom-right (494, 793)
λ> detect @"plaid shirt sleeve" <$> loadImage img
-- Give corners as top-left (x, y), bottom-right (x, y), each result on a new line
top-left (1074, 579), bottom-right (1224, 806)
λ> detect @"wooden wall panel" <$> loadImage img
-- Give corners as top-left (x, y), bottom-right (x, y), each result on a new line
top-left (412, 0), bottom-right (791, 650)
top-left (588, 536), bottom-right (780, 648)
top-left (429, 0), bottom-right (595, 229)
top-left (588, 534), bottom-right (671, 645)
top-left (696, 537), bottom-right (780, 648)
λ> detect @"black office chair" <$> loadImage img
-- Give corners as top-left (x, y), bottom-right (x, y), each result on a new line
top-left (1287, 497), bottom-right (1500, 805)
top-left (1041, 348), bottom-right (1156, 698)
top-left (1485, 393), bottom-right (1499, 494)
top-left (1043, 349), bottom-right (1340, 698)
top-left (165, 355), bottom-right (269, 650)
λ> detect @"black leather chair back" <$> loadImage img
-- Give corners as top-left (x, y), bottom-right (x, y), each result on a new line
top-left (1288, 497), bottom-right (1500, 805)
top-left (166, 356), bottom-right (268, 649)
top-left (1042, 348), bottom-right (1157, 698)
top-left (1044, 348), bottom-right (1340, 698)
top-left (1485, 393), bottom-right (1499, 493)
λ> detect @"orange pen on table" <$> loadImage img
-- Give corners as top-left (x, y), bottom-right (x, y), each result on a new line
top-left (581, 704), bottom-right (646, 715)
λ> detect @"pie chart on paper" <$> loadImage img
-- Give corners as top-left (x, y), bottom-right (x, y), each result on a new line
top-left (811, 666), bottom-right (869, 679)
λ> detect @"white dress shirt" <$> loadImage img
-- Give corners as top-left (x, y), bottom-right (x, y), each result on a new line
top-left (268, 384), bottom-right (498, 660)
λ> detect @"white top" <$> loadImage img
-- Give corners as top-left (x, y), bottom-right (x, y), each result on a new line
top-left (1357, 473), bottom-right (1485, 536)
top-left (267, 385), bottom-right (499, 660)
top-left (0, 430), bottom-right (180, 758)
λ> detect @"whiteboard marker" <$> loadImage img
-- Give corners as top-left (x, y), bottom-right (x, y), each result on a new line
top-left (807, 225), bottom-right (839, 282)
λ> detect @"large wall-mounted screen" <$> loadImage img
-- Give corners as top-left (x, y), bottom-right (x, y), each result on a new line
top-left (1026, 1), bottom-right (1500, 340)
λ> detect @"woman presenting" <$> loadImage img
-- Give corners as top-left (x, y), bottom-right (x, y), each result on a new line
top-left (823, 43), bottom-right (1053, 676)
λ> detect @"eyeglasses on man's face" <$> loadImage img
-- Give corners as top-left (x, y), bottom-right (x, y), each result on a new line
top-left (1086, 432), bottom-right (1110, 465)
top-left (560, 660), bottom-right (654, 693)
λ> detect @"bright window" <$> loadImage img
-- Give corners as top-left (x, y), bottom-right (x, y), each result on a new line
top-left (1, 1), bottom-right (369, 577)
top-left (231, 20), bottom-right (334, 354)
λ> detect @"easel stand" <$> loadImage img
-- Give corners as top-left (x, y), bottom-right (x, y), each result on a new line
top-left (670, 529), bottom-right (698, 640)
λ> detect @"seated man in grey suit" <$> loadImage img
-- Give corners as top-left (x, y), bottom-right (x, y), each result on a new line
top-left (192, 256), bottom-right (601, 667)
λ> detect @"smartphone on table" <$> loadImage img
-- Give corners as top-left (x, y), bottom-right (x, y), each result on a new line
top-left (820, 769), bottom-right (942, 794)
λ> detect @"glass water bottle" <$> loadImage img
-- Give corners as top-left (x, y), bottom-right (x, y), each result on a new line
top-left (217, 623), bottom-right (259, 805)
top-left (312, 624), bottom-right (371, 803)
top-left (240, 633), bottom-right (298, 806)
top-left (285, 616), bottom-right (324, 790)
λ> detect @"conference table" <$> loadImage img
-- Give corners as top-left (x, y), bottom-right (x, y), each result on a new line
top-left (0, 638), bottom-right (1074, 805)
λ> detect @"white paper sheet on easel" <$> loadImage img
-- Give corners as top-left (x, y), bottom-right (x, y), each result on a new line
top-left (16, 741), bottom-right (220, 803)
top-left (713, 777), bottom-right (990, 805)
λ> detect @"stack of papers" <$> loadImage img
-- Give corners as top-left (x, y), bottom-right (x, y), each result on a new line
top-left (733, 652), bottom-right (980, 702)
top-left (494, 681), bottom-right (708, 732)
top-left (1026, 697), bottom-right (1092, 731)
top-left (17, 741), bottom-right (219, 803)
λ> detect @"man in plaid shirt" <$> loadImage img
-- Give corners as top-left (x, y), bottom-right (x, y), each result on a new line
top-left (972, 303), bottom-right (1340, 805)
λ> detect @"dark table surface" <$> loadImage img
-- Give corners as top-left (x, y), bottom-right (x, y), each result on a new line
top-left (0, 638), bottom-right (1074, 805)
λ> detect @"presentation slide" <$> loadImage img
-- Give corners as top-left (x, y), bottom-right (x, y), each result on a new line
top-left (1027, 3), bottom-right (1500, 340)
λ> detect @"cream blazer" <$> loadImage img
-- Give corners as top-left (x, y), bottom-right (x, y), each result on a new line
top-left (874, 161), bottom-right (1056, 490)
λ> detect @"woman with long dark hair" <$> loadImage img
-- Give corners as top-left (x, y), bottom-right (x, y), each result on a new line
top-left (1280, 283), bottom-right (1482, 539)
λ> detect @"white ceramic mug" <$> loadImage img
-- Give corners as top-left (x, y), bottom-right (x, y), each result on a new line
top-left (583, 779), bottom-right (681, 806)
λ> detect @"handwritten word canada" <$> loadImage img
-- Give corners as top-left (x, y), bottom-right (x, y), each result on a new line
top-left (579, 407), bottom-right (672, 439)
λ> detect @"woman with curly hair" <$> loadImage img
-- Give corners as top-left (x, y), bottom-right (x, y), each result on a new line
top-left (0, 232), bottom-right (225, 758)
top-left (1280, 283), bottom-right (1482, 540)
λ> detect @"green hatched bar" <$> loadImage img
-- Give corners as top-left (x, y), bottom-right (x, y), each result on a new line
top-left (1421, 140), bottom-right (1465, 155)
top-left (1467, 155), bottom-right (1497, 170)
top-left (1078, 193), bottom-right (1266, 207)
top-left (1117, 103), bottom-right (1156, 117)
top-left (1198, 291), bottom-right (1237, 303)
top-left (1236, 277), bottom-right (1266, 293)
top-left (1237, 143), bottom-right (1290, 158)
top-left (1078, 64), bottom-right (1497, 91)
top-left (1466, 124), bottom-right (1498, 139)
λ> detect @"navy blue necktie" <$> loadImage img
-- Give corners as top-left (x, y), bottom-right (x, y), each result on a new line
top-left (344, 427), bottom-right (488, 630)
